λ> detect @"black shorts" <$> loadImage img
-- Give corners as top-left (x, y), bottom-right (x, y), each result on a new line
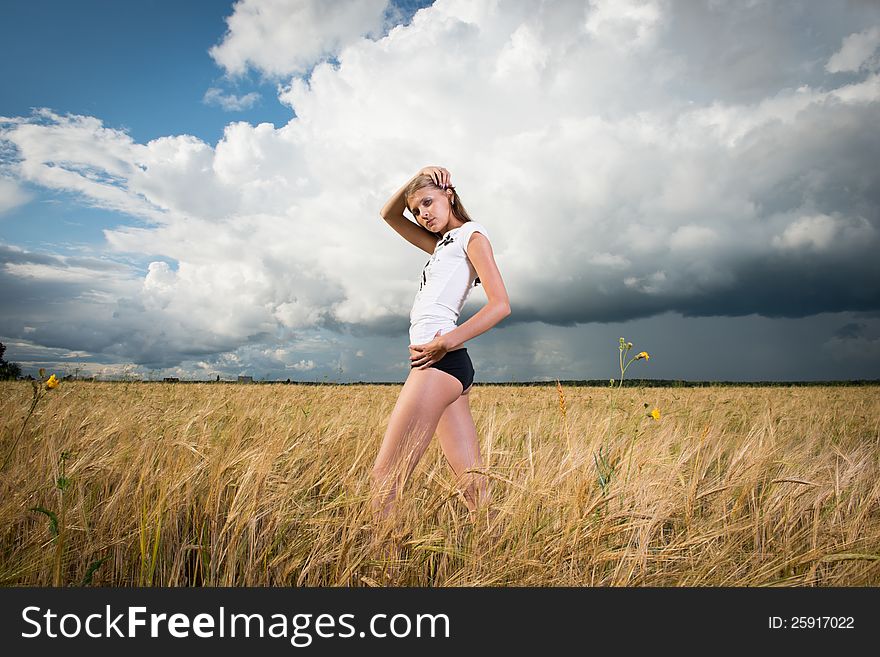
top-left (411, 347), bottom-right (475, 393)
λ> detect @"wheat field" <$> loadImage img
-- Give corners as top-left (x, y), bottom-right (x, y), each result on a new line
top-left (1, 381), bottom-right (878, 586)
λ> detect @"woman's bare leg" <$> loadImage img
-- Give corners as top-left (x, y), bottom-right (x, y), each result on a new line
top-left (435, 387), bottom-right (490, 513)
top-left (370, 367), bottom-right (464, 518)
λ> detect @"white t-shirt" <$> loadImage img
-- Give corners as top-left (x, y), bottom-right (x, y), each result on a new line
top-left (409, 221), bottom-right (491, 345)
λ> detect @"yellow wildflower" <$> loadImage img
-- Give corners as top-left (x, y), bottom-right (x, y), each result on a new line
top-left (635, 351), bottom-right (650, 360)
top-left (650, 407), bottom-right (661, 421)
top-left (46, 374), bottom-right (59, 389)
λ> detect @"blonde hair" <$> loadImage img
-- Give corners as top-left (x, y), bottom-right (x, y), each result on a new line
top-left (404, 174), bottom-right (474, 228)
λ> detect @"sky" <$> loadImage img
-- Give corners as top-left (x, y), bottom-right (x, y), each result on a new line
top-left (1, 0), bottom-right (879, 383)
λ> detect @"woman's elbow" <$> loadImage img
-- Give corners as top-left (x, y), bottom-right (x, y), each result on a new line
top-left (498, 301), bottom-right (511, 317)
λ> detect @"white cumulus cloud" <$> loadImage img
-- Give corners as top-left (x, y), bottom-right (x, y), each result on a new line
top-left (826, 25), bottom-right (880, 73)
top-left (0, 177), bottom-right (32, 214)
top-left (772, 213), bottom-right (876, 252)
top-left (209, 0), bottom-right (390, 77)
top-left (203, 87), bottom-right (261, 111)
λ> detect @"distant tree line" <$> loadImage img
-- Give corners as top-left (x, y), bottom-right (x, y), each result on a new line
top-left (485, 379), bottom-right (880, 387)
top-left (145, 379), bottom-right (876, 387)
top-left (0, 341), bottom-right (875, 387)
top-left (0, 342), bottom-right (21, 380)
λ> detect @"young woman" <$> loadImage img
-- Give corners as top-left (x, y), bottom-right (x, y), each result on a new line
top-left (370, 165), bottom-right (511, 518)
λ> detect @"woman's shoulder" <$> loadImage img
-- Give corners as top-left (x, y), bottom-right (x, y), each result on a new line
top-left (459, 220), bottom-right (490, 238)
top-left (458, 221), bottom-right (490, 247)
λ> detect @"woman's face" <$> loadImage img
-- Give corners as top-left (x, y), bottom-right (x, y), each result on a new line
top-left (407, 187), bottom-right (456, 234)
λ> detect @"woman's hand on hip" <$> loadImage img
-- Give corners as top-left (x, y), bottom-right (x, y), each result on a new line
top-left (409, 330), bottom-right (449, 369)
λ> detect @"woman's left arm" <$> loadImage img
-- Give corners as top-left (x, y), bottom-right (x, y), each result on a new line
top-left (440, 232), bottom-right (511, 352)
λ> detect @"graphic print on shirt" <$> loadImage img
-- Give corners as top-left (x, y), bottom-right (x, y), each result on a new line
top-left (417, 228), bottom-right (482, 292)
top-left (437, 232), bottom-right (455, 249)
top-left (418, 231), bottom-right (456, 292)
top-left (410, 222), bottom-right (491, 345)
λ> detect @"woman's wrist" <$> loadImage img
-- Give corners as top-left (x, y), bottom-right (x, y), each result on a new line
top-left (439, 332), bottom-right (460, 352)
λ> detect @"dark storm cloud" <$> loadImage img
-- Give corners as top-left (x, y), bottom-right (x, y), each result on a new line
top-left (663, 0), bottom-right (880, 103)
top-left (0, 243), bottom-right (239, 367)
top-left (833, 322), bottom-right (867, 339)
top-left (330, 314), bottom-right (410, 338)
top-left (496, 83), bottom-right (880, 329)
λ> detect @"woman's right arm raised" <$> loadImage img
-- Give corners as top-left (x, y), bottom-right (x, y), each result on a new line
top-left (380, 171), bottom-right (439, 255)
